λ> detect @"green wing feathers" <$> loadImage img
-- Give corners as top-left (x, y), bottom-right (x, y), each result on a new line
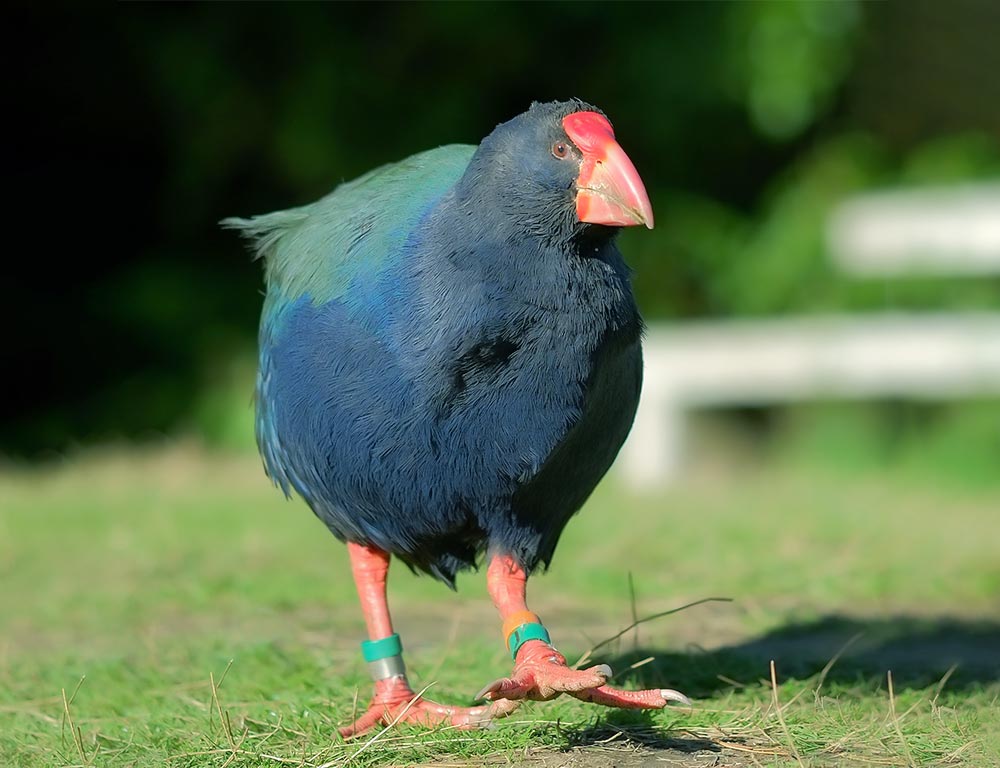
top-left (222, 145), bottom-right (476, 304)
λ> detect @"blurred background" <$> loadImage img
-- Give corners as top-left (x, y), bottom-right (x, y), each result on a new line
top-left (6, 0), bottom-right (999, 485)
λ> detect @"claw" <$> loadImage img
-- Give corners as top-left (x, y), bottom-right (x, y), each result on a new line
top-left (661, 688), bottom-right (692, 707)
top-left (475, 678), bottom-right (508, 701)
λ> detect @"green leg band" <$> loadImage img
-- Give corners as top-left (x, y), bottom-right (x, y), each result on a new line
top-left (507, 622), bottom-right (551, 659)
top-left (361, 632), bottom-right (403, 662)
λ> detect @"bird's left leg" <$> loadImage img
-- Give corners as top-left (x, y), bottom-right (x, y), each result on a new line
top-left (476, 554), bottom-right (689, 710)
top-left (338, 542), bottom-right (519, 738)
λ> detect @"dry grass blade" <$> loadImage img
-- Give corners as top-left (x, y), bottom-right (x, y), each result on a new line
top-left (209, 669), bottom-right (235, 748)
top-left (0, 693), bottom-right (66, 712)
top-left (627, 571), bottom-right (639, 650)
top-left (208, 659), bottom-right (251, 768)
top-left (942, 740), bottom-right (977, 763)
top-left (714, 740), bottom-right (790, 756)
top-left (717, 673), bottom-right (747, 689)
top-left (59, 674), bottom-right (86, 741)
top-left (61, 681), bottom-right (92, 767)
top-left (244, 715), bottom-right (308, 738)
top-left (814, 631), bottom-right (864, 701)
top-left (571, 596), bottom-right (732, 669)
top-left (836, 754), bottom-right (900, 766)
top-left (609, 655), bottom-right (655, 681)
top-left (215, 657), bottom-right (235, 688)
top-left (425, 611), bottom-right (464, 682)
top-left (930, 664), bottom-right (957, 709)
top-left (769, 660), bottom-right (804, 768)
top-left (167, 747), bottom-right (312, 765)
top-left (887, 670), bottom-right (916, 768)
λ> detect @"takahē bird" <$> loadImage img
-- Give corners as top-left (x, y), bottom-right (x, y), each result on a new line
top-left (224, 100), bottom-right (688, 737)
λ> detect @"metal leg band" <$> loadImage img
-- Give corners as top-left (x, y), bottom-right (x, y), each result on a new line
top-left (367, 653), bottom-right (407, 681)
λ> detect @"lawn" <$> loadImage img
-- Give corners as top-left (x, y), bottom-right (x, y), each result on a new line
top-left (1, 442), bottom-right (998, 767)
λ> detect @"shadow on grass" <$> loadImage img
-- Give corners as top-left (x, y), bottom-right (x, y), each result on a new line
top-left (595, 614), bottom-right (1000, 698)
top-left (562, 712), bottom-right (722, 754)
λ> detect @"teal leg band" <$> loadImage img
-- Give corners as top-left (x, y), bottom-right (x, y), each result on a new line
top-left (507, 622), bottom-right (551, 660)
top-left (361, 633), bottom-right (403, 662)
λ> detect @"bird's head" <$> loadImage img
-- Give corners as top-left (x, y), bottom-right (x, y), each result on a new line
top-left (460, 100), bottom-right (653, 243)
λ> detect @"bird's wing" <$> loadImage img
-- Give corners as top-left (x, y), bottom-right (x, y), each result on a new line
top-left (222, 144), bottom-right (476, 305)
top-left (224, 145), bottom-right (475, 506)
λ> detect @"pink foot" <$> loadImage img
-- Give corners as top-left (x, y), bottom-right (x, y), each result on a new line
top-left (476, 640), bottom-right (690, 710)
top-left (339, 676), bottom-right (520, 738)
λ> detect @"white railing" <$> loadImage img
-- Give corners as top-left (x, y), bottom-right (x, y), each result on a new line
top-left (618, 183), bottom-right (1000, 486)
top-left (619, 314), bottom-right (1000, 485)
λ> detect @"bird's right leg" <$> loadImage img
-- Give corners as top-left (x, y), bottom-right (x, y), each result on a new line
top-left (338, 542), bottom-right (519, 738)
top-left (476, 554), bottom-right (689, 709)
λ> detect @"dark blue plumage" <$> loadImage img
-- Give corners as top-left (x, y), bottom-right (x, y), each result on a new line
top-left (228, 100), bottom-right (643, 586)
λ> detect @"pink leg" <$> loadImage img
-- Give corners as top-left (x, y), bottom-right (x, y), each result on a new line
top-left (476, 554), bottom-right (690, 709)
top-left (338, 543), bottom-right (518, 738)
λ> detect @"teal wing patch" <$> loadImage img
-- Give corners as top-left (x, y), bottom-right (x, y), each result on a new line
top-left (223, 144), bottom-right (476, 304)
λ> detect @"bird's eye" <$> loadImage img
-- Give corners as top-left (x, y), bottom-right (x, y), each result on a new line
top-left (551, 142), bottom-right (569, 159)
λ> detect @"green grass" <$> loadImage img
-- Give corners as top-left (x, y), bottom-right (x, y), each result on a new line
top-left (1, 442), bottom-right (998, 767)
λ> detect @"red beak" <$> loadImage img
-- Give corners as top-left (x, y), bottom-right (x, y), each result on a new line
top-left (563, 111), bottom-right (654, 229)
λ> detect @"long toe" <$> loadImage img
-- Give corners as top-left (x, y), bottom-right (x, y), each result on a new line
top-left (339, 694), bottom-right (520, 738)
top-left (424, 697), bottom-right (521, 729)
top-left (338, 705), bottom-right (388, 739)
top-left (573, 684), bottom-right (692, 710)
